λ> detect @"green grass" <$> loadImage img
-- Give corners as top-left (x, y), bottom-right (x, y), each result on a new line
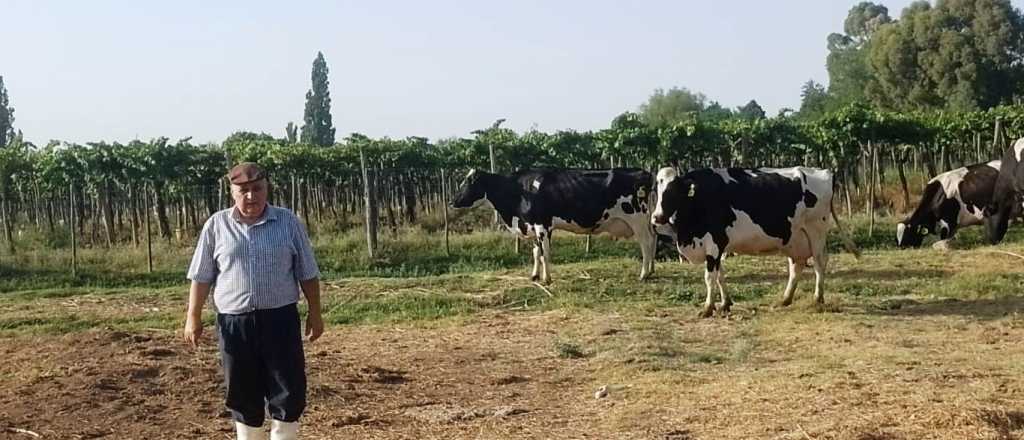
top-left (0, 313), bottom-right (180, 334)
top-left (1, 212), bottom-right (1023, 336)
top-left (323, 293), bottom-right (480, 325)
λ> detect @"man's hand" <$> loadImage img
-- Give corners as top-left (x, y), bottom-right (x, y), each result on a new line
top-left (183, 316), bottom-right (204, 348)
top-left (299, 277), bottom-right (324, 342)
top-left (305, 313), bottom-right (324, 342)
top-left (184, 281), bottom-right (211, 349)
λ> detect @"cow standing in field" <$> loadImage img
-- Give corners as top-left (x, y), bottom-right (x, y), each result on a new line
top-left (897, 160), bottom-right (1015, 248)
top-left (652, 166), bottom-right (852, 317)
top-left (986, 138), bottom-right (1024, 244)
top-left (450, 168), bottom-right (657, 283)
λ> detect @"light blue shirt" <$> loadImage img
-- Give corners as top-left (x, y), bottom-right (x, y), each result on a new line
top-left (187, 205), bottom-right (321, 315)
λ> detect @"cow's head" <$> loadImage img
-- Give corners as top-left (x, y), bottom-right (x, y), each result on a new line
top-left (895, 221), bottom-right (929, 248)
top-left (450, 169), bottom-right (488, 208)
top-left (652, 167), bottom-right (695, 226)
top-left (897, 216), bottom-right (958, 247)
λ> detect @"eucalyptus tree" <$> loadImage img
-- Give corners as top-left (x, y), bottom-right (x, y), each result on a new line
top-left (826, 2), bottom-right (891, 107)
top-left (867, 0), bottom-right (1024, 111)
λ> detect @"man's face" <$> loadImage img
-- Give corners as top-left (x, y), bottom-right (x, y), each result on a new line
top-left (231, 179), bottom-right (268, 218)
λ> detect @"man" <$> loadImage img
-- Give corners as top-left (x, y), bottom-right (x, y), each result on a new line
top-left (183, 162), bottom-right (324, 440)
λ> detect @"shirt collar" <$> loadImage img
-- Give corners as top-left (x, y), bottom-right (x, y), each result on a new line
top-left (231, 204), bottom-right (278, 225)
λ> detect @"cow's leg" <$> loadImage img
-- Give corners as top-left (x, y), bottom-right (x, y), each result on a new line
top-left (537, 226), bottom-right (552, 284)
top-left (636, 222), bottom-right (655, 280)
top-left (811, 234), bottom-right (829, 304)
top-left (780, 256), bottom-right (803, 307)
top-left (542, 229), bottom-right (553, 284)
top-left (700, 256), bottom-right (723, 318)
top-left (701, 267), bottom-right (715, 318)
top-left (530, 228), bottom-right (542, 282)
top-left (646, 225), bottom-right (657, 276)
top-left (811, 252), bottom-right (828, 303)
top-left (714, 263), bottom-right (731, 315)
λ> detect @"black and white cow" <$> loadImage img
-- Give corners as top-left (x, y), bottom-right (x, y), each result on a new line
top-left (450, 168), bottom-right (657, 283)
top-left (986, 138), bottom-right (1024, 244)
top-left (652, 166), bottom-right (844, 317)
top-left (897, 160), bottom-right (1008, 248)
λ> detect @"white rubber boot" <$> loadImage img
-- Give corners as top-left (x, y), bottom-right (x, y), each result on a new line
top-left (235, 421), bottom-right (266, 440)
top-left (270, 420), bottom-right (299, 440)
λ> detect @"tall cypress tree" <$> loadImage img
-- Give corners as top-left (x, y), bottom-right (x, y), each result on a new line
top-left (0, 76), bottom-right (13, 149)
top-left (300, 52), bottom-right (335, 147)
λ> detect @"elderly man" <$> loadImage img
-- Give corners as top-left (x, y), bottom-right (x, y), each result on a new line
top-left (183, 162), bottom-right (324, 440)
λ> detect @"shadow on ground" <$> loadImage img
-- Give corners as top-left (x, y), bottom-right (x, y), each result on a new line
top-left (867, 296), bottom-right (1024, 320)
top-left (728, 268), bottom-right (947, 284)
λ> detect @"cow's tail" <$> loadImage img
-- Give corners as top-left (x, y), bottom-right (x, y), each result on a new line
top-left (830, 185), bottom-right (862, 260)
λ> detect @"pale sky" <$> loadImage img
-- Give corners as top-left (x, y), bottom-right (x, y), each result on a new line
top-left (3, 0), bottom-right (1018, 146)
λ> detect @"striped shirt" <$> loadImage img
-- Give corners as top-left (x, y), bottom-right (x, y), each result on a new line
top-left (187, 205), bottom-right (321, 315)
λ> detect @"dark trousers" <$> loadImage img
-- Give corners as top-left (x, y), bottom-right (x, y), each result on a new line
top-left (217, 303), bottom-right (307, 427)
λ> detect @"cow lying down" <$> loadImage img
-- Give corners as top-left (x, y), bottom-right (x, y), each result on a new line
top-left (652, 166), bottom-right (858, 317)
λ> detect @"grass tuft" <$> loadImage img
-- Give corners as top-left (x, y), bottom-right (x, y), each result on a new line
top-left (554, 340), bottom-right (587, 359)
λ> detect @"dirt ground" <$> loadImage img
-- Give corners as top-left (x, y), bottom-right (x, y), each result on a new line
top-left (2, 300), bottom-right (1024, 440)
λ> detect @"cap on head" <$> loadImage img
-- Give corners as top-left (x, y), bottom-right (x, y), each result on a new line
top-left (227, 162), bottom-right (267, 185)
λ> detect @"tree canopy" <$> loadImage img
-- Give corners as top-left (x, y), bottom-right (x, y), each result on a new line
top-left (797, 80), bottom-right (831, 121)
top-left (638, 87), bottom-right (709, 127)
top-left (825, 2), bottom-right (891, 108)
top-left (737, 100), bottom-right (766, 121)
top-left (867, 0), bottom-right (1024, 111)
